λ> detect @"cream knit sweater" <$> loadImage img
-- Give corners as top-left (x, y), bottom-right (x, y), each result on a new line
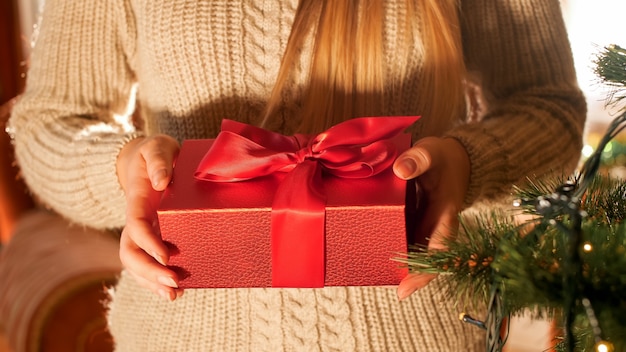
top-left (9, 0), bottom-right (585, 351)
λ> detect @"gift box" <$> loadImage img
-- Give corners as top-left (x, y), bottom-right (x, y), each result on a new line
top-left (157, 117), bottom-right (420, 288)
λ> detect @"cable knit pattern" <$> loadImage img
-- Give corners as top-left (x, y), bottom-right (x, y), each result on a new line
top-left (8, 0), bottom-right (585, 350)
top-left (108, 273), bottom-right (486, 352)
top-left (315, 288), bottom-right (354, 351)
top-left (249, 288), bottom-right (283, 352)
top-left (281, 290), bottom-right (319, 351)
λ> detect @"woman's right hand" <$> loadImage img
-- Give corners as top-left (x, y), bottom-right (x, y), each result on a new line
top-left (116, 134), bottom-right (183, 301)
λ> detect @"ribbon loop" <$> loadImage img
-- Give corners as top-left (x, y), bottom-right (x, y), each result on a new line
top-left (195, 116), bottom-right (420, 287)
top-left (294, 145), bottom-right (316, 164)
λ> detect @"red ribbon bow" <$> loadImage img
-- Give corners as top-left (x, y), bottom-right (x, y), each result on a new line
top-left (195, 116), bottom-right (419, 287)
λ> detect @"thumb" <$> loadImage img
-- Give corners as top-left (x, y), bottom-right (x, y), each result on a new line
top-left (392, 141), bottom-right (433, 180)
top-left (142, 135), bottom-right (180, 191)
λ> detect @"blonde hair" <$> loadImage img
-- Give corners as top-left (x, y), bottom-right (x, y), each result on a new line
top-left (262, 0), bottom-right (466, 135)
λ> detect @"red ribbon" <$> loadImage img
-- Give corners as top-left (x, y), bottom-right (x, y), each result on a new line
top-left (195, 116), bottom-right (419, 287)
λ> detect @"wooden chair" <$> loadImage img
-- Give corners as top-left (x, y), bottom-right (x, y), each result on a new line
top-left (0, 98), bottom-right (121, 352)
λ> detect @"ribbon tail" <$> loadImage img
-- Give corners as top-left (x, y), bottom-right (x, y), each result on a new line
top-left (271, 160), bottom-right (326, 287)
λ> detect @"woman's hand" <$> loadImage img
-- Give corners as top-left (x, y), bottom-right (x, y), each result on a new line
top-left (117, 134), bottom-right (183, 301)
top-left (392, 137), bottom-right (470, 300)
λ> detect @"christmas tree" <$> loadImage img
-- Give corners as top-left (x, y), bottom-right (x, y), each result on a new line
top-left (400, 45), bottom-right (626, 352)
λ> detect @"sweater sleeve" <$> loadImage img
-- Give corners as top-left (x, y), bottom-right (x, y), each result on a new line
top-left (447, 0), bottom-right (587, 206)
top-left (8, 0), bottom-right (142, 230)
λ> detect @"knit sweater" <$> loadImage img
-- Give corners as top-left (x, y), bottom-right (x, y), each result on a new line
top-left (9, 0), bottom-right (585, 351)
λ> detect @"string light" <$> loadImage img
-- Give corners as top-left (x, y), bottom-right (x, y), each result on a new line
top-left (583, 242), bottom-right (593, 252)
top-left (595, 340), bottom-right (614, 352)
top-left (582, 145), bottom-right (595, 158)
top-left (458, 313), bottom-right (486, 330)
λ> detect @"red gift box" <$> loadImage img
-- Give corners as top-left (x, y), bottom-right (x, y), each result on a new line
top-left (157, 117), bottom-right (420, 288)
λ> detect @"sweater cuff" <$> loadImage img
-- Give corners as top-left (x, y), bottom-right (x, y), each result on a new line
top-left (87, 132), bottom-right (144, 229)
top-left (444, 124), bottom-right (509, 208)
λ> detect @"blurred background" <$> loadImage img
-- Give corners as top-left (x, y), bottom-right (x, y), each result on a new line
top-left (0, 0), bottom-right (38, 105)
top-left (563, 0), bottom-right (626, 179)
top-left (0, 0), bottom-right (625, 351)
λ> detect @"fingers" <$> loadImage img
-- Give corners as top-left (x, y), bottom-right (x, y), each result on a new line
top-left (120, 203), bottom-right (183, 300)
top-left (394, 137), bottom-right (470, 299)
top-left (397, 272), bottom-right (437, 301)
top-left (132, 273), bottom-right (185, 301)
top-left (425, 205), bottom-right (459, 251)
top-left (120, 228), bottom-right (183, 301)
top-left (123, 160), bottom-right (170, 264)
top-left (117, 134), bottom-right (183, 301)
top-left (140, 135), bottom-right (179, 191)
top-left (396, 210), bottom-right (454, 301)
top-left (124, 206), bottom-right (169, 264)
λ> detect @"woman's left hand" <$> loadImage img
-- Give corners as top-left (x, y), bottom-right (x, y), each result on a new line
top-left (392, 136), bottom-right (470, 300)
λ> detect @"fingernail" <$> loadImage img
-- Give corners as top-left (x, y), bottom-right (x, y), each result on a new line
top-left (152, 169), bottom-right (167, 188)
top-left (175, 289), bottom-right (185, 299)
top-left (395, 158), bottom-right (417, 179)
top-left (152, 251), bottom-right (167, 266)
top-left (158, 289), bottom-right (175, 301)
top-left (397, 286), bottom-right (417, 301)
top-left (158, 275), bottom-right (178, 288)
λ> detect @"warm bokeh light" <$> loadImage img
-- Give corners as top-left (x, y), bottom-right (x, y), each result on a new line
top-left (596, 340), bottom-right (615, 352)
top-left (563, 0), bottom-right (626, 124)
top-left (582, 144), bottom-right (595, 158)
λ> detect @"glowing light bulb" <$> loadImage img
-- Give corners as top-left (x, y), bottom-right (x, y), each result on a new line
top-left (582, 144), bottom-right (594, 158)
top-left (596, 340), bottom-right (614, 352)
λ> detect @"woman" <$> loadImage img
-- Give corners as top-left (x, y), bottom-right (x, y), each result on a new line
top-left (8, 0), bottom-right (585, 350)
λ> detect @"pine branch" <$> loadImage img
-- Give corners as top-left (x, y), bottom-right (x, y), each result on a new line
top-left (399, 43), bottom-right (626, 352)
top-left (593, 44), bottom-right (626, 109)
top-left (400, 174), bottom-right (626, 351)
top-left (397, 211), bottom-right (517, 309)
top-left (581, 175), bottom-right (626, 225)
